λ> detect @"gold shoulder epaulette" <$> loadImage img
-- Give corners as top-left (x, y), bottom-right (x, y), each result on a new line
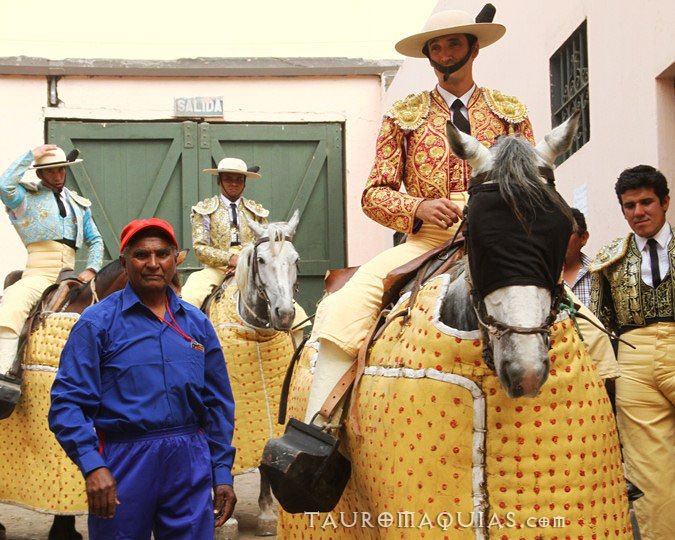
top-left (481, 88), bottom-right (529, 124)
top-left (385, 91), bottom-right (431, 131)
top-left (192, 195), bottom-right (219, 216)
top-left (589, 235), bottom-right (631, 272)
top-left (243, 198), bottom-right (269, 218)
top-left (69, 191), bottom-right (92, 207)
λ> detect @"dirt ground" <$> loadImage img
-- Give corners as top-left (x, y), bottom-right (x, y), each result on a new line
top-left (0, 470), bottom-right (274, 540)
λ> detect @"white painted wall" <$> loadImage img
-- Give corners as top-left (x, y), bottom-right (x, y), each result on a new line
top-left (385, 0), bottom-right (675, 255)
top-left (0, 74), bottom-right (392, 288)
top-left (1, 0), bottom-right (435, 60)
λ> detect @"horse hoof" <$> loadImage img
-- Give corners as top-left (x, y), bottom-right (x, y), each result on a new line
top-left (215, 516), bottom-right (239, 540)
top-left (0, 522), bottom-right (6, 540)
top-left (255, 515), bottom-right (277, 536)
top-left (48, 516), bottom-right (82, 540)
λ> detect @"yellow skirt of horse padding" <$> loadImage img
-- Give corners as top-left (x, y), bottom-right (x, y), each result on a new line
top-left (210, 283), bottom-right (295, 474)
top-left (0, 313), bottom-right (87, 514)
top-left (278, 274), bottom-right (632, 539)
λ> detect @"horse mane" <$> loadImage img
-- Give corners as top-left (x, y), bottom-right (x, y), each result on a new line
top-left (235, 245), bottom-right (253, 292)
top-left (491, 136), bottom-right (573, 230)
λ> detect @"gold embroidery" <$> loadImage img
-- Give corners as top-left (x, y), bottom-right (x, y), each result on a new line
top-left (386, 92), bottom-right (431, 131)
top-left (594, 233), bottom-right (675, 328)
top-left (589, 236), bottom-right (630, 272)
top-left (482, 88), bottom-right (529, 124)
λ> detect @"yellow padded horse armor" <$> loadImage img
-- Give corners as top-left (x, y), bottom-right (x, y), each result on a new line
top-left (279, 275), bottom-right (632, 539)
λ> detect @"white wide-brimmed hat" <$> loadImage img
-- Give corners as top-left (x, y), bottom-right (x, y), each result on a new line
top-left (395, 9), bottom-right (506, 58)
top-left (30, 147), bottom-right (82, 170)
top-left (203, 157), bottom-right (262, 179)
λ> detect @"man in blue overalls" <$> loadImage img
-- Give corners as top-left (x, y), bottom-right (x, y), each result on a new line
top-left (49, 218), bottom-right (236, 539)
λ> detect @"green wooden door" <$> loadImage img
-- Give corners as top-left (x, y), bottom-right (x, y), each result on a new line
top-left (201, 123), bottom-right (344, 315)
top-left (47, 120), bottom-right (345, 315)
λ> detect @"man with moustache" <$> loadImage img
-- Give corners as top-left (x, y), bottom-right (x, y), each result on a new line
top-left (589, 165), bottom-right (674, 539)
top-left (304, 6), bottom-right (536, 422)
top-left (49, 218), bottom-right (237, 538)
top-left (0, 144), bottom-right (103, 409)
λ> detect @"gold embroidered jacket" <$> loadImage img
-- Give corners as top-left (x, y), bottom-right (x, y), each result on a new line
top-left (589, 227), bottom-right (675, 333)
top-left (361, 87), bottom-right (534, 233)
top-left (191, 195), bottom-right (268, 269)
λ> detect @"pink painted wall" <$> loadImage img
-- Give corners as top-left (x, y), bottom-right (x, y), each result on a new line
top-left (0, 74), bottom-right (392, 288)
top-left (384, 0), bottom-right (674, 255)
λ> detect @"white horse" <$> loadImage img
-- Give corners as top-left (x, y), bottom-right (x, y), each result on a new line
top-left (277, 113), bottom-right (631, 539)
top-left (209, 210), bottom-right (301, 537)
top-left (445, 112), bottom-right (579, 397)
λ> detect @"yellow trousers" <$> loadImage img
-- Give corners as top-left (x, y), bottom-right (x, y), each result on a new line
top-left (319, 192), bottom-right (468, 357)
top-left (181, 266), bottom-right (225, 308)
top-left (182, 265), bottom-right (310, 329)
top-left (0, 241), bottom-right (75, 335)
top-left (616, 322), bottom-right (675, 540)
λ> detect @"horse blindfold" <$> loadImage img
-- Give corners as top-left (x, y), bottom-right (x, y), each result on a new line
top-left (466, 183), bottom-right (572, 299)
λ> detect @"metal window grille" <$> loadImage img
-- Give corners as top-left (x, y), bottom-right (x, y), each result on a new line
top-left (550, 20), bottom-right (589, 164)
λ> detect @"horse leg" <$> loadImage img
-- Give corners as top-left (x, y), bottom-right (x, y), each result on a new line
top-left (48, 515), bottom-right (82, 540)
top-left (255, 467), bottom-right (277, 536)
top-left (0, 521), bottom-right (5, 540)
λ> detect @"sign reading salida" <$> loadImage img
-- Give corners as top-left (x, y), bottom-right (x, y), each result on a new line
top-left (174, 96), bottom-right (224, 117)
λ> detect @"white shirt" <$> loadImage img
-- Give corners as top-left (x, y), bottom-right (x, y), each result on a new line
top-left (634, 222), bottom-right (672, 287)
top-left (436, 83), bottom-right (476, 124)
top-left (220, 194), bottom-right (241, 224)
top-left (202, 196), bottom-right (241, 239)
top-left (58, 188), bottom-right (74, 217)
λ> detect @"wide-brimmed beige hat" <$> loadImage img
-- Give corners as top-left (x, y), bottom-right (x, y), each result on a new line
top-left (30, 147), bottom-right (82, 170)
top-left (203, 157), bottom-right (262, 179)
top-left (395, 9), bottom-right (505, 58)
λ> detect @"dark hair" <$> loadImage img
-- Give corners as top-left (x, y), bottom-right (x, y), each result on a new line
top-left (570, 207), bottom-right (587, 234)
top-left (615, 165), bottom-right (669, 205)
top-left (422, 33), bottom-right (477, 57)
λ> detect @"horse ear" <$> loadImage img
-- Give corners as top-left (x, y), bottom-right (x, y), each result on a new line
top-left (242, 212), bottom-right (266, 239)
top-left (286, 209), bottom-right (300, 237)
top-left (535, 111), bottom-right (580, 165)
top-left (176, 249), bottom-right (189, 266)
top-left (446, 121), bottom-right (493, 173)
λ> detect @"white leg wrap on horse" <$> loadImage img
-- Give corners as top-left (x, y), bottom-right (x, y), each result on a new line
top-left (0, 327), bottom-right (19, 375)
top-left (304, 339), bottom-right (354, 424)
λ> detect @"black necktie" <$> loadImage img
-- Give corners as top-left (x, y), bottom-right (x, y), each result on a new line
top-left (647, 238), bottom-right (661, 288)
top-left (230, 203), bottom-right (238, 228)
top-left (451, 98), bottom-right (471, 135)
top-left (230, 202), bottom-right (241, 246)
top-left (54, 191), bottom-right (66, 218)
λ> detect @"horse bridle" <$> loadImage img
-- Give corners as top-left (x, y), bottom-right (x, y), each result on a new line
top-left (465, 165), bottom-right (562, 372)
top-left (240, 235), bottom-right (298, 329)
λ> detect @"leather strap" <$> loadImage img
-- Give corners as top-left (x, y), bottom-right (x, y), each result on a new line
top-left (318, 362), bottom-right (358, 420)
top-left (277, 334), bottom-right (310, 425)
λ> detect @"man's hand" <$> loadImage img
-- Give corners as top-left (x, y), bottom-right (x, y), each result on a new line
top-left (32, 144), bottom-right (58, 160)
top-left (86, 467), bottom-right (119, 519)
top-left (78, 269), bottom-right (96, 283)
top-left (414, 198), bottom-right (462, 229)
top-left (228, 254), bottom-right (239, 267)
top-left (213, 484), bottom-right (237, 527)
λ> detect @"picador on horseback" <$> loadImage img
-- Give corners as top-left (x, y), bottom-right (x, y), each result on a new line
top-left (181, 156), bottom-right (308, 344)
top-left (304, 5), bottom-right (536, 423)
top-left (0, 145), bottom-right (103, 413)
top-left (268, 4), bottom-right (635, 539)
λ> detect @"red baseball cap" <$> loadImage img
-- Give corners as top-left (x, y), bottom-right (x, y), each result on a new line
top-left (119, 218), bottom-right (178, 254)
